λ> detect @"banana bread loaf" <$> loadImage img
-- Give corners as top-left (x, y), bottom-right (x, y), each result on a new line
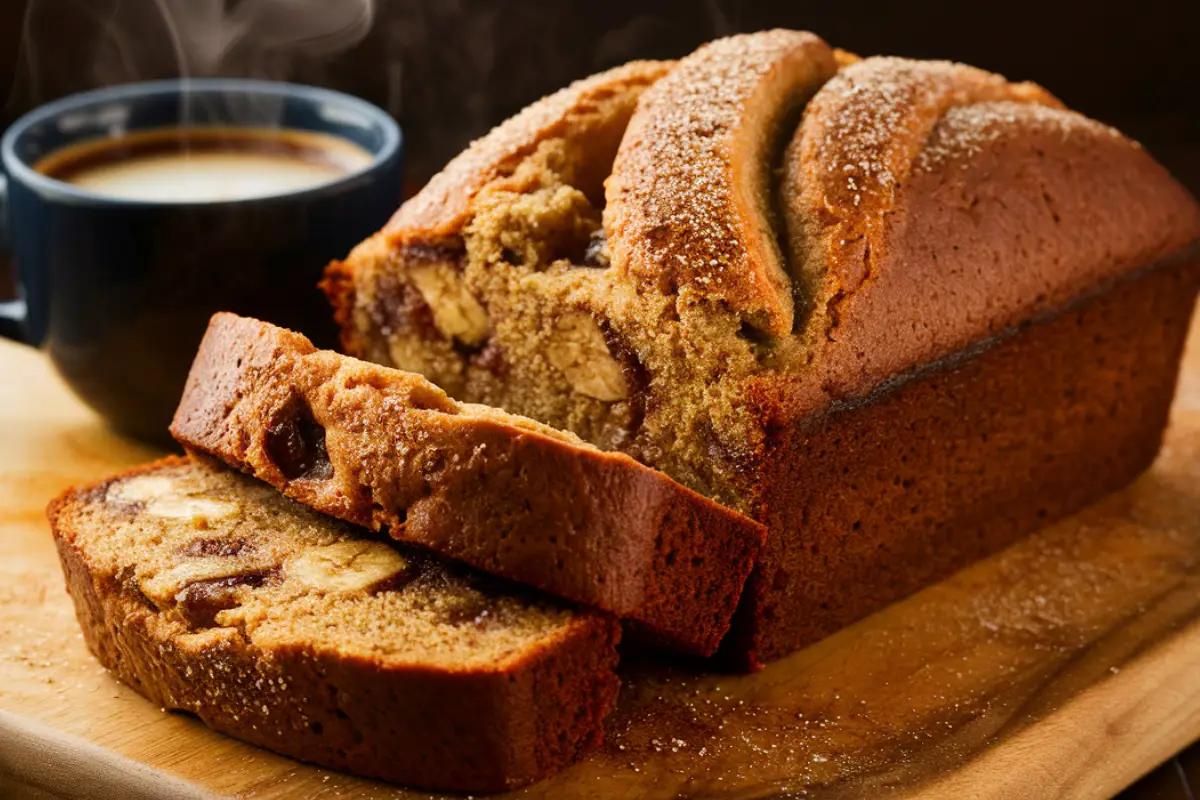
top-left (48, 458), bottom-right (621, 791)
top-left (324, 31), bottom-right (1200, 666)
top-left (170, 313), bottom-right (766, 657)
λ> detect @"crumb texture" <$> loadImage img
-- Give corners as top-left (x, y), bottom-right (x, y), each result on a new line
top-left (49, 458), bottom-right (621, 791)
top-left (60, 459), bottom-right (588, 667)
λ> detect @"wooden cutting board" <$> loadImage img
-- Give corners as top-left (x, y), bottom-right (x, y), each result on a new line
top-left (2, 315), bottom-right (1200, 800)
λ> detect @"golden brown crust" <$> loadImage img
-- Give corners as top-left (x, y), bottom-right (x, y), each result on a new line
top-left (605, 30), bottom-right (838, 337)
top-left (171, 314), bottom-right (766, 656)
top-left (774, 63), bottom-right (1200, 403)
top-left (782, 57), bottom-right (1061, 349)
top-left (833, 48), bottom-right (861, 68)
top-left (48, 458), bottom-right (622, 791)
top-left (384, 60), bottom-right (674, 244)
top-left (729, 248), bottom-right (1200, 666)
top-left (318, 256), bottom-right (365, 358)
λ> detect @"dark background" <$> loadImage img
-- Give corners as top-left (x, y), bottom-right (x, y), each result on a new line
top-left (1, 0), bottom-right (1198, 192)
top-left (0, 1), bottom-right (1196, 795)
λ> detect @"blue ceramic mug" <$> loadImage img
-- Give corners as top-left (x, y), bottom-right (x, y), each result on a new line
top-left (0, 79), bottom-right (402, 443)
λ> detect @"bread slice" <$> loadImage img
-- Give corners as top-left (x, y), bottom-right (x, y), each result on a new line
top-left (48, 457), bottom-right (621, 792)
top-left (170, 313), bottom-right (766, 657)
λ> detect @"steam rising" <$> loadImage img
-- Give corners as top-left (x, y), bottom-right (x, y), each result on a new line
top-left (7, 0), bottom-right (374, 114)
top-left (152, 0), bottom-right (374, 75)
top-left (7, 0), bottom-right (745, 177)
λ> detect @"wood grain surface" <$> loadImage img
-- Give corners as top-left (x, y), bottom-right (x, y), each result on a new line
top-left (1, 310), bottom-right (1199, 799)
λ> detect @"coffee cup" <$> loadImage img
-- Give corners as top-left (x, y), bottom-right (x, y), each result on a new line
top-left (0, 79), bottom-right (402, 444)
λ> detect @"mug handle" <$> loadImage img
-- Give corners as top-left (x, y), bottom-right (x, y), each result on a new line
top-left (0, 172), bottom-right (27, 341)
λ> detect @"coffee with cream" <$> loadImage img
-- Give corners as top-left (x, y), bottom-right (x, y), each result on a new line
top-left (35, 127), bottom-right (373, 202)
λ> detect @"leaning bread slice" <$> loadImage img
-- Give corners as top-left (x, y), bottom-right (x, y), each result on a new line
top-left (170, 313), bottom-right (766, 657)
top-left (49, 457), bottom-right (621, 792)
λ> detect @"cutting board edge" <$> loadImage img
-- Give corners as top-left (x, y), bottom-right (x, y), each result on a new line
top-left (0, 708), bottom-right (216, 800)
top-left (907, 614), bottom-right (1200, 799)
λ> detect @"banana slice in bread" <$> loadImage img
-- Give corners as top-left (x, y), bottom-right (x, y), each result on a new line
top-left (49, 458), bottom-right (620, 792)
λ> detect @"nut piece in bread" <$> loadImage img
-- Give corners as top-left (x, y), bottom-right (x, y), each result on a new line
top-left (407, 265), bottom-right (490, 347)
top-left (546, 311), bottom-right (629, 401)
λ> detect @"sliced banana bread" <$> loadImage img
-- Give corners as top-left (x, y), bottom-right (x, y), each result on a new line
top-left (48, 457), bottom-right (621, 792)
top-left (323, 31), bottom-right (1200, 665)
top-left (170, 313), bottom-right (766, 657)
